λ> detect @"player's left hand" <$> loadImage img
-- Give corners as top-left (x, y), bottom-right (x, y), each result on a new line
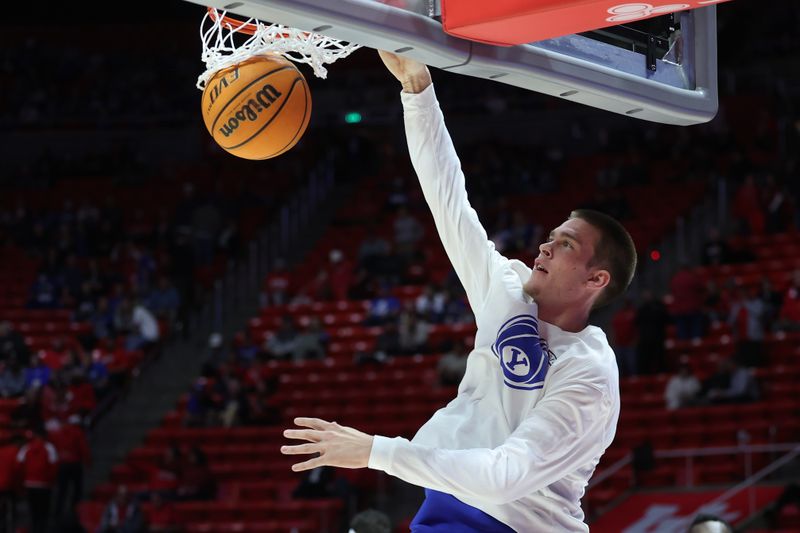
top-left (281, 417), bottom-right (374, 472)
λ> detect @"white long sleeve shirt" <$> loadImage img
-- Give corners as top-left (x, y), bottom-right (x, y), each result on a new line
top-left (367, 85), bottom-right (620, 532)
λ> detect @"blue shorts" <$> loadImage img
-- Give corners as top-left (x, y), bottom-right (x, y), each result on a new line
top-left (410, 489), bottom-right (516, 532)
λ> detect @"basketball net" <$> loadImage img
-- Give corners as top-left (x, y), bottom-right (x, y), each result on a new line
top-left (197, 8), bottom-right (362, 90)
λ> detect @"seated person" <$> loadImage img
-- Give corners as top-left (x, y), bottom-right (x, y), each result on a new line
top-left (704, 358), bottom-right (758, 404)
top-left (664, 358), bottom-right (701, 410)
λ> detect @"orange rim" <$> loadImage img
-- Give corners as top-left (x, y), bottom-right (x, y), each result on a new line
top-left (206, 7), bottom-right (309, 40)
top-left (207, 6), bottom-right (260, 35)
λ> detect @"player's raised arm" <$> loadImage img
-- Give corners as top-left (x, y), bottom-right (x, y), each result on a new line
top-left (378, 51), bottom-right (509, 312)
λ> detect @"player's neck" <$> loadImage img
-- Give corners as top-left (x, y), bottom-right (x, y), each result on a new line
top-left (538, 303), bottom-right (591, 333)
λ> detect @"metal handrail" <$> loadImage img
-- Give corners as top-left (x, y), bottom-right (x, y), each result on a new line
top-left (589, 441), bottom-right (800, 490)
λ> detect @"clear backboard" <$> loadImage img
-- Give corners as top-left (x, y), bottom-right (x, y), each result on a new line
top-left (185, 0), bottom-right (725, 125)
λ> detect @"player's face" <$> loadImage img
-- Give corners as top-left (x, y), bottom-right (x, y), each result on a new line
top-left (524, 218), bottom-right (602, 306)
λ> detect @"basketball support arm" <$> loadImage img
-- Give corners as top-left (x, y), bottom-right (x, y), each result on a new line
top-left (187, 0), bottom-right (718, 126)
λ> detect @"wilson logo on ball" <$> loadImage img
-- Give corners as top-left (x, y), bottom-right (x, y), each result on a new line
top-left (217, 84), bottom-right (283, 138)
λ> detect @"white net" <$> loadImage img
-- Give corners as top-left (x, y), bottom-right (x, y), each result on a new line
top-left (197, 8), bottom-right (363, 90)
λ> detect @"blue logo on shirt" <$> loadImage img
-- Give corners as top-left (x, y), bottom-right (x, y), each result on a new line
top-left (492, 314), bottom-right (549, 391)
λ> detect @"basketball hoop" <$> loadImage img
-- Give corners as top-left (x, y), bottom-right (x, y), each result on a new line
top-left (197, 7), bottom-right (362, 90)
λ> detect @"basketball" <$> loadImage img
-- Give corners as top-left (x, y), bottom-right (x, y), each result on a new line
top-left (201, 54), bottom-right (311, 160)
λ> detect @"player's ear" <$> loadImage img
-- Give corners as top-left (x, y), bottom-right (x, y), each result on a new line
top-left (587, 269), bottom-right (610, 291)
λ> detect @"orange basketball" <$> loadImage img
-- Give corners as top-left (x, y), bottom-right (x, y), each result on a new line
top-left (201, 54), bottom-right (311, 160)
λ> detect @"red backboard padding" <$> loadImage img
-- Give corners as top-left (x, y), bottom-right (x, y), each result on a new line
top-left (441, 1), bottom-right (732, 46)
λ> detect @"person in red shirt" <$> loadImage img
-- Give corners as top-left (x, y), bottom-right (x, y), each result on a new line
top-left (136, 445), bottom-right (181, 499)
top-left (16, 427), bottom-right (58, 533)
top-left (0, 435), bottom-right (23, 533)
top-left (611, 298), bottom-right (638, 376)
top-left (48, 415), bottom-right (91, 518)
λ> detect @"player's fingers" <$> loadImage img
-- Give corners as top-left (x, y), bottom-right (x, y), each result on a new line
top-left (280, 443), bottom-right (320, 455)
top-left (291, 456), bottom-right (324, 472)
top-left (293, 417), bottom-right (330, 430)
top-left (283, 429), bottom-right (322, 442)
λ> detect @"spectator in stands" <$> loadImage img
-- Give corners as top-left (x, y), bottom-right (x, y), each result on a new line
top-left (48, 415), bottom-right (90, 518)
top-left (29, 273), bottom-right (59, 309)
top-left (292, 465), bottom-right (352, 506)
top-left (294, 267), bottom-right (330, 303)
top-left (328, 249), bottom-right (354, 301)
top-left (40, 337), bottom-right (69, 371)
top-left (220, 376), bottom-right (253, 427)
top-left (292, 317), bottom-right (329, 361)
top-left (41, 376), bottom-right (74, 422)
top-left (141, 445), bottom-right (181, 500)
top-left (398, 310), bottom-right (431, 354)
top-left (437, 340), bottom-right (469, 386)
top-left (262, 257), bottom-right (291, 307)
top-left (16, 426), bottom-right (58, 533)
top-left (775, 269), bottom-right (800, 332)
top-left (217, 217), bottom-right (242, 259)
top-left (374, 322), bottom-right (402, 360)
top-left (0, 356), bottom-right (27, 398)
top-left (703, 279), bottom-right (732, 323)
top-left (492, 210), bottom-right (542, 255)
top-left (757, 276), bottom-right (783, 327)
top-left (442, 287), bottom-right (473, 325)
top-left (358, 227), bottom-right (391, 274)
top-left (115, 297), bottom-right (160, 352)
top-left (59, 254), bottom-right (84, 299)
top-left (349, 509), bottom-right (392, 533)
top-left (687, 513), bottom-right (733, 533)
top-left (701, 227), bottom-right (732, 266)
top-left (635, 290), bottom-right (669, 375)
top-left (364, 285), bottom-right (402, 326)
top-left (703, 358), bottom-right (759, 404)
top-left (89, 297), bottom-right (115, 348)
top-left (185, 377), bottom-right (223, 427)
top-left (0, 435), bottom-right (22, 533)
top-left (264, 315), bottom-right (297, 360)
top-left (176, 446), bottom-right (215, 501)
top-left (146, 492), bottom-right (176, 533)
top-left (0, 320), bottom-right (30, 364)
top-left (669, 263), bottom-right (706, 340)
top-left (664, 358), bottom-right (701, 409)
top-left (415, 283), bottom-right (447, 324)
top-left (98, 485), bottom-right (145, 533)
top-left (728, 286), bottom-right (766, 367)
top-left (81, 350), bottom-right (110, 398)
top-left (232, 330), bottom-right (261, 363)
top-left (611, 298), bottom-right (638, 377)
top-left (24, 353), bottom-right (52, 390)
top-left (732, 174), bottom-right (766, 235)
top-left (68, 373), bottom-right (97, 415)
top-left (393, 205), bottom-right (424, 259)
top-left (763, 174), bottom-right (794, 233)
top-left (145, 276), bottom-right (180, 325)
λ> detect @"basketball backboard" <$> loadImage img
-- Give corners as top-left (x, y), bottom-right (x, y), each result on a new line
top-left (184, 0), bottom-right (725, 125)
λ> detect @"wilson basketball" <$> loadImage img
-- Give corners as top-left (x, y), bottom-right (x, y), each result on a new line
top-left (201, 54), bottom-right (311, 160)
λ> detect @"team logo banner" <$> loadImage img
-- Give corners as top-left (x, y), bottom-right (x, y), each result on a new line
top-left (589, 487), bottom-right (782, 532)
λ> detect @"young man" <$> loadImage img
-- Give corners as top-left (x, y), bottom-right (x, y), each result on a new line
top-left (281, 52), bottom-right (637, 532)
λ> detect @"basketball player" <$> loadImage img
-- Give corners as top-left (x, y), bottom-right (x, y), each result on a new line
top-left (280, 52), bottom-right (637, 532)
